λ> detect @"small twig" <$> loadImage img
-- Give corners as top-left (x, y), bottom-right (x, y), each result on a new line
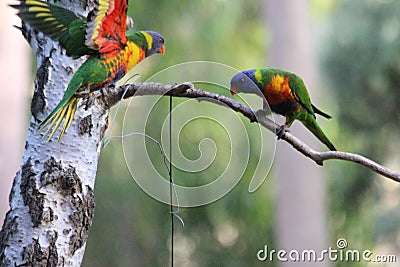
top-left (99, 81), bottom-right (400, 183)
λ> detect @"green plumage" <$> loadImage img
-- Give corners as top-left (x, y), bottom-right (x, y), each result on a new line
top-left (11, 0), bottom-right (94, 58)
top-left (12, 0), bottom-right (165, 142)
top-left (230, 68), bottom-right (336, 151)
top-left (38, 58), bottom-right (110, 141)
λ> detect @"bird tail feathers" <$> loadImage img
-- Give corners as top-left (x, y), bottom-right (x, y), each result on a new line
top-left (302, 118), bottom-right (336, 151)
top-left (38, 96), bottom-right (79, 142)
top-left (311, 104), bottom-right (332, 119)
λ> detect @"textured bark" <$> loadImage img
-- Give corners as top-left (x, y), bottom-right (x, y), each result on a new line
top-left (0, 1), bottom-right (103, 266)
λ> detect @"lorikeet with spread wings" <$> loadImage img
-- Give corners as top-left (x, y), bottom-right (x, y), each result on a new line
top-left (230, 68), bottom-right (336, 151)
top-left (12, 0), bottom-right (165, 142)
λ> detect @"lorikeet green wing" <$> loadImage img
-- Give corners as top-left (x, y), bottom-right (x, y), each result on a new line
top-left (230, 68), bottom-right (336, 151)
top-left (13, 0), bottom-right (165, 142)
top-left (38, 57), bottom-right (109, 141)
top-left (11, 0), bottom-right (94, 59)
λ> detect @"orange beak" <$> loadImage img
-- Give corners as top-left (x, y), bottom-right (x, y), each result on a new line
top-left (158, 44), bottom-right (165, 55)
top-left (230, 88), bottom-right (236, 96)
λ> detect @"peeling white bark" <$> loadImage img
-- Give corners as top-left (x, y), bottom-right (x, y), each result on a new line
top-left (0, 1), bottom-right (105, 266)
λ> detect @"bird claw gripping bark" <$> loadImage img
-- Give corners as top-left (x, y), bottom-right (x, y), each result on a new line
top-left (276, 125), bottom-right (289, 140)
top-left (74, 87), bottom-right (91, 98)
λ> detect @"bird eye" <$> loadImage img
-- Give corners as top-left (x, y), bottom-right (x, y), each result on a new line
top-left (240, 78), bottom-right (245, 83)
top-left (159, 38), bottom-right (164, 44)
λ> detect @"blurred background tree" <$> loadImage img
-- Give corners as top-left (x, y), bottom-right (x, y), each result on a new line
top-left (264, 1), bottom-right (330, 266)
top-left (322, 0), bottom-right (400, 266)
top-left (0, 0), bottom-right (30, 224)
top-left (2, 0), bottom-right (399, 266)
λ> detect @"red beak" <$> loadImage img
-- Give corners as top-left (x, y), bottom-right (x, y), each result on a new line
top-left (230, 88), bottom-right (236, 96)
top-left (158, 44), bottom-right (165, 55)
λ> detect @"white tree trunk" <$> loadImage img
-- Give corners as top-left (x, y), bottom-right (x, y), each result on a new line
top-left (0, 1), bottom-right (108, 266)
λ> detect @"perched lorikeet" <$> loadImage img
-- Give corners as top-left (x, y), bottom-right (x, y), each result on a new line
top-left (12, 0), bottom-right (165, 142)
top-left (230, 68), bottom-right (336, 151)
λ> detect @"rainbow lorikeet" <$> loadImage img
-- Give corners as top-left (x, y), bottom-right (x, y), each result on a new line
top-left (12, 0), bottom-right (165, 142)
top-left (230, 68), bottom-right (336, 151)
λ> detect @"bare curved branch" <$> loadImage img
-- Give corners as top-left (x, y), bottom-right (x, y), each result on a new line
top-left (98, 81), bottom-right (400, 183)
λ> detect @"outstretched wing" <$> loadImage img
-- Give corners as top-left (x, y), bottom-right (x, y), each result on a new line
top-left (85, 0), bottom-right (128, 56)
top-left (11, 0), bottom-right (94, 59)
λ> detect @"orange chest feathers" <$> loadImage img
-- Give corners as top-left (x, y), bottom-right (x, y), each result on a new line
top-left (264, 75), bottom-right (296, 105)
top-left (102, 42), bottom-right (145, 83)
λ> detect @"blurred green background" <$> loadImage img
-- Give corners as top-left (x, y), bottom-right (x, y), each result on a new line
top-left (2, 0), bottom-right (400, 266)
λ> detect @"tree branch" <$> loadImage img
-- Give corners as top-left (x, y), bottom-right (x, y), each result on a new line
top-left (98, 81), bottom-right (400, 183)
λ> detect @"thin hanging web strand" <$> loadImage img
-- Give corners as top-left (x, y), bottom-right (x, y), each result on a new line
top-left (169, 94), bottom-right (174, 267)
top-left (101, 75), bottom-right (184, 228)
top-left (103, 73), bottom-right (140, 149)
top-left (104, 131), bottom-right (184, 226)
top-left (165, 94), bottom-right (183, 226)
